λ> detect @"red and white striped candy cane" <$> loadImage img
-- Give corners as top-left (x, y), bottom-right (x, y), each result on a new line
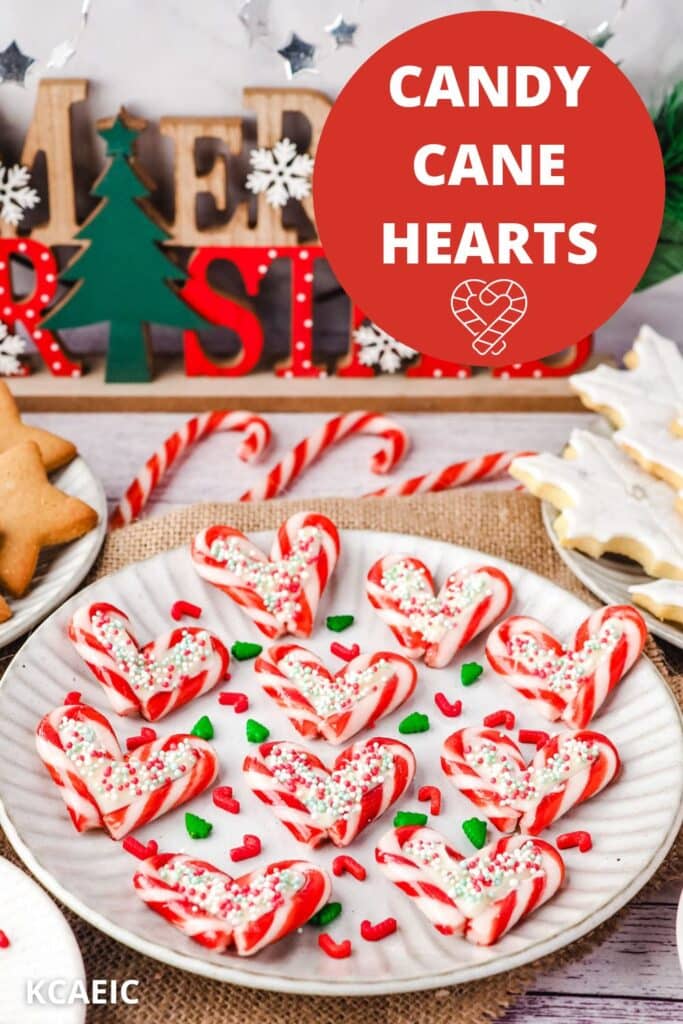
top-left (518, 730), bottom-right (620, 835)
top-left (441, 727), bottom-right (528, 833)
top-left (110, 410), bottom-right (271, 529)
top-left (375, 825), bottom-right (467, 935)
top-left (486, 615), bottom-right (569, 722)
top-left (364, 450), bottom-right (534, 498)
top-left (36, 702), bottom-right (218, 840)
top-left (133, 854), bottom-right (331, 955)
top-left (68, 602), bottom-right (229, 722)
top-left (255, 643), bottom-right (417, 745)
top-left (240, 411), bottom-right (409, 502)
top-left (191, 512), bottom-right (340, 639)
top-left (243, 737), bottom-right (415, 848)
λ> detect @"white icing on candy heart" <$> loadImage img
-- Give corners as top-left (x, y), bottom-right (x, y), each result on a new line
top-left (264, 741), bottom-right (395, 827)
top-left (57, 716), bottom-right (199, 813)
top-left (380, 561), bottom-right (492, 643)
top-left (505, 621), bottom-right (623, 700)
top-left (278, 652), bottom-right (395, 718)
top-left (208, 527), bottom-right (322, 627)
top-left (157, 861), bottom-right (304, 925)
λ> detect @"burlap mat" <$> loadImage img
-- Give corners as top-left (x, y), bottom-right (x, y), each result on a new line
top-left (1, 491), bottom-right (681, 1024)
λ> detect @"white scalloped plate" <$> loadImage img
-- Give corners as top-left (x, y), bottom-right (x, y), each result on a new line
top-left (0, 530), bottom-right (681, 996)
top-left (0, 455), bottom-right (107, 648)
top-left (541, 501), bottom-right (683, 650)
top-left (0, 857), bottom-right (86, 1024)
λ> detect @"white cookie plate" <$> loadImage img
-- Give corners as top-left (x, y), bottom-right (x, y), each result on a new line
top-left (0, 529), bottom-right (681, 997)
top-left (0, 455), bottom-right (107, 649)
top-left (541, 501), bottom-right (683, 650)
top-left (0, 856), bottom-right (86, 1024)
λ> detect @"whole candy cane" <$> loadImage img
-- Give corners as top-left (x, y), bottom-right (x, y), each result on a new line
top-left (240, 411), bottom-right (409, 502)
top-left (111, 410), bottom-right (272, 528)
top-left (364, 450), bottom-right (534, 499)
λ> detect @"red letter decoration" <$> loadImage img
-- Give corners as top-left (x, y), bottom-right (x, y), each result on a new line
top-left (181, 246), bottom-right (326, 378)
top-left (492, 338), bottom-right (593, 378)
top-left (336, 306), bottom-right (374, 377)
top-left (0, 240), bottom-right (82, 377)
top-left (406, 354), bottom-right (471, 379)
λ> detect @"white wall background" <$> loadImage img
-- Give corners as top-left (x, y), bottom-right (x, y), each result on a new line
top-left (1, 0), bottom-right (682, 357)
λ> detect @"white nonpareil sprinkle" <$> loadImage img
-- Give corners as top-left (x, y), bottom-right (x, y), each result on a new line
top-left (278, 653), bottom-right (393, 717)
top-left (158, 861), bottom-right (304, 923)
top-left (506, 622), bottom-right (623, 697)
top-left (463, 737), bottom-right (600, 807)
top-left (381, 562), bottom-right (491, 643)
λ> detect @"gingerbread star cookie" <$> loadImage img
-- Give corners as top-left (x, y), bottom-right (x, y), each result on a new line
top-left (0, 441), bottom-right (98, 596)
top-left (511, 430), bottom-right (683, 580)
top-left (570, 326), bottom-right (683, 500)
top-left (0, 595), bottom-right (10, 623)
top-left (0, 381), bottom-right (76, 472)
top-left (629, 579), bottom-right (683, 625)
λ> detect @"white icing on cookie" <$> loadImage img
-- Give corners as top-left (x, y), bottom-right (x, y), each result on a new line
top-left (570, 326), bottom-right (683, 493)
top-left (512, 430), bottom-right (683, 576)
top-left (629, 579), bottom-right (683, 611)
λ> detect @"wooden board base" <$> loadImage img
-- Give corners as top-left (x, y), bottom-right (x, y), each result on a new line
top-left (9, 356), bottom-right (591, 412)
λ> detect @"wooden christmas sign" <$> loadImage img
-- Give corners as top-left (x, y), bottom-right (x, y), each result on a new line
top-left (0, 80), bottom-right (597, 410)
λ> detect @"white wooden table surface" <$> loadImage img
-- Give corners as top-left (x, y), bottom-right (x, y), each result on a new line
top-left (26, 409), bottom-right (683, 1023)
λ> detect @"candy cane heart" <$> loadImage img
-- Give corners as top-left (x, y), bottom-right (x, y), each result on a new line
top-left (243, 737), bottom-right (416, 848)
top-left (366, 555), bottom-right (513, 668)
top-left (486, 604), bottom-right (647, 727)
top-left (36, 702), bottom-right (218, 840)
top-left (441, 726), bottom-right (620, 835)
top-left (255, 643), bottom-right (417, 745)
top-left (68, 602), bottom-right (229, 722)
top-left (375, 826), bottom-right (565, 946)
top-left (441, 727), bottom-right (528, 833)
top-left (133, 853), bottom-right (330, 955)
top-left (191, 512), bottom-right (340, 639)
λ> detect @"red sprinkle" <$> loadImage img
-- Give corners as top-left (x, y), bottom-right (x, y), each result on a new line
top-left (518, 729), bottom-right (550, 749)
top-left (557, 830), bottom-right (592, 853)
top-left (332, 855), bottom-right (366, 881)
top-left (64, 691), bottom-right (82, 705)
top-left (318, 934), bottom-right (352, 959)
top-left (418, 785), bottom-right (442, 816)
top-left (230, 834), bottom-right (261, 862)
top-left (0, 930), bottom-right (9, 949)
top-left (434, 693), bottom-right (462, 718)
top-left (330, 641), bottom-right (360, 662)
top-left (126, 728), bottom-right (157, 752)
top-left (213, 787), bottom-right (240, 814)
top-left (122, 836), bottom-right (159, 860)
top-left (171, 600), bottom-right (202, 621)
top-left (483, 709), bottom-right (515, 730)
top-left (219, 691), bottom-right (249, 713)
top-left (360, 917), bottom-right (397, 942)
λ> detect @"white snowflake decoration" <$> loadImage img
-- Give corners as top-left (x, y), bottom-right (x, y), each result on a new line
top-left (245, 138), bottom-right (313, 209)
top-left (353, 323), bottom-right (417, 374)
top-left (0, 163), bottom-right (39, 227)
top-left (0, 323), bottom-right (26, 376)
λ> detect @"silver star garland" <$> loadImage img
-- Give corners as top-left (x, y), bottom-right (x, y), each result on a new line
top-left (277, 32), bottom-right (317, 78)
top-left (325, 14), bottom-right (358, 49)
top-left (0, 41), bottom-right (35, 86)
top-left (238, 0), bottom-right (271, 46)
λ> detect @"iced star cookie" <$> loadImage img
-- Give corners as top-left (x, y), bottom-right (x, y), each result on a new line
top-left (485, 604), bottom-right (647, 727)
top-left (243, 736), bottom-right (416, 848)
top-left (36, 701), bottom-right (218, 839)
top-left (629, 579), bottom-right (683, 625)
top-left (134, 853), bottom-right (330, 955)
top-left (68, 602), bottom-right (229, 721)
top-left (191, 512), bottom-right (340, 639)
top-left (255, 643), bottom-right (417, 744)
top-left (441, 727), bottom-right (620, 834)
top-left (376, 827), bottom-right (565, 945)
top-left (511, 430), bottom-right (683, 579)
top-left (366, 556), bottom-right (513, 668)
top-left (570, 326), bottom-right (683, 502)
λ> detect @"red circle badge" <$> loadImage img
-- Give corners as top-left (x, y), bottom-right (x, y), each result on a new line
top-left (314, 12), bottom-right (664, 366)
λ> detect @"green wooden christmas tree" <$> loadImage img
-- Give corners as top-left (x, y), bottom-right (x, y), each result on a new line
top-left (44, 109), bottom-right (206, 382)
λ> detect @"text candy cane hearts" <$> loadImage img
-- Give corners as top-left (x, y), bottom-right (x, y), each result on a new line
top-left (68, 602), bottom-right (229, 722)
top-left (36, 702), bottom-right (218, 840)
top-left (191, 512), bottom-right (340, 639)
top-left (133, 853), bottom-right (330, 956)
top-left (375, 826), bottom-right (564, 946)
top-left (441, 726), bottom-right (620, 835)
top-left (255, 643), bottom-right (417, 745)
top-left (366, 556), bottom-right (513, 668)
top-left (243, 736), bottom-right (416, 848)
top-left (485, 604), bottom-right (647, 728)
